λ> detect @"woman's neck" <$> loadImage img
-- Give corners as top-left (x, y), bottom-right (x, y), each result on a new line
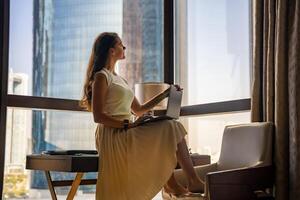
top-left (104, 58), bottom-right (117, 73)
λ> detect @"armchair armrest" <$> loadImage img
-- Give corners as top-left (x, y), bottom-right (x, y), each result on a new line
top-left (205, 165), bottom-right (274, 200)
top-left (175, 154), bottom-right (211, 169)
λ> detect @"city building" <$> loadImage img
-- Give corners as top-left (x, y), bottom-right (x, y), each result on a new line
top-left (6, 69), bottom-right (30, 166)
top-left (120, 0), bottom-right (163, 88)
top-left (4, 69), bottom-right (30, 198)
top-left (31, 0), bottom-right (122, 189)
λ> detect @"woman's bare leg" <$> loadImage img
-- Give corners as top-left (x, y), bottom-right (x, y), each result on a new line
top-left (164, 173), bottom-right (188, 195)
top-left (176, 139), bottom-right (204, 193)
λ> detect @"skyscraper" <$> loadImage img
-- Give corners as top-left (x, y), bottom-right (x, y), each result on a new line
top-left (120, 0), bottom-right (163, 89)
top-left (6, 69), bottom-right (30, 166)
top-left (32, 0), bottom-right (122, 188)
top-left (4, 69), bottom-right (30, 198)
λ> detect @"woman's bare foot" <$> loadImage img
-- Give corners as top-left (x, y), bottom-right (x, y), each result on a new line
top-left (187, 178), bottom-right (204, 193)
top-left (164, 184), bottom-right (189, 197)
top-left (164, 174), bottom-right (189, 196)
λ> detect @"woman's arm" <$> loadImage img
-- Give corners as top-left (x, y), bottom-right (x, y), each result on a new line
top-left (92, 73), bottom-right (124, 128)
top-left (131, 87), bottom-right (170, 116)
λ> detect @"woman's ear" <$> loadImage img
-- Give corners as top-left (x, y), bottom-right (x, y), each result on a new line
top-left (109, 48), bottom-right (115, 56)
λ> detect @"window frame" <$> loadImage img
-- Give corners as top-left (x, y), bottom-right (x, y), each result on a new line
top-left (0, 0), bottom-right (250, 195)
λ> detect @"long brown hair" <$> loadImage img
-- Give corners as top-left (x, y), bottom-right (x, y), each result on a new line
top-left (80, 32), bottom-right (119, 111)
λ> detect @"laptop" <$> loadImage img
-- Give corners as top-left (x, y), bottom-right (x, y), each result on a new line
top-left (135, 85), bottom-right (182, 126)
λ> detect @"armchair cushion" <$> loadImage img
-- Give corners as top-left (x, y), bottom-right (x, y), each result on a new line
top-left (217, 122), bottom-right (273, 170)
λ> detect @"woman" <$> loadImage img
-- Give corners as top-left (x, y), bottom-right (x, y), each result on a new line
top-left (80, 32), bottom-right (203, 200)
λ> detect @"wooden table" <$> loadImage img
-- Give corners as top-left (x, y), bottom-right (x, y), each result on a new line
top-left (26, 154), bottom-right (98, 200)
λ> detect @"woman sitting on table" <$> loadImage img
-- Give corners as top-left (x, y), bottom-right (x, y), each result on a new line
top-left (80, 32), bottom-right (203, 200)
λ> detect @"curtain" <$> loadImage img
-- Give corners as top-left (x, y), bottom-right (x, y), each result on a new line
top-left (251, 0), bottom-right (300, 199)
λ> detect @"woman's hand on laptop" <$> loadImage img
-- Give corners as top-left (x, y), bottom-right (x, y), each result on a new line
top-left (173, 84), bottom-right (183, 91)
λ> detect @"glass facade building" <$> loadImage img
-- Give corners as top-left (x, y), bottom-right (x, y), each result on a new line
top-left (120, 0), bottom-right (163, 88)
top-left (32, 0), bottom-right (122, 189)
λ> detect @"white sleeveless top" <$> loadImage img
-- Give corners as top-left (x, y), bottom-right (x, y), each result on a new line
top-left (96, 68), bottom-right (134, 118)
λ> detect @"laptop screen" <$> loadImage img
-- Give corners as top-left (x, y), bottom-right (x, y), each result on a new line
top-left (165, 85), bottom-right (182, 119)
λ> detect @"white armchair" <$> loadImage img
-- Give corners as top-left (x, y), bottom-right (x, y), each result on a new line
top-left (163, 122), bottom-right (274, 200)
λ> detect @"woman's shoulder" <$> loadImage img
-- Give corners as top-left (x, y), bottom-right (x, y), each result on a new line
top-left (95, 68), bottom-right (113, 85)
top-left (95, 68), bottom-right (109, 75)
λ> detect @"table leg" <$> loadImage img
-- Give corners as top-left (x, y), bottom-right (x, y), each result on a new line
top-left (44, 171), bottom-right (57, 200)
top-left (66, 172), bottom-right (84, 200)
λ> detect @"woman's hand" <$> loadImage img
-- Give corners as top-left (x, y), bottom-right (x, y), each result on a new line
top-left (160, 84), bottom-right (182, 98)
top-left (173, 84), bottom-right (183, 91)
top-left (128, 121), bottom-right (139, 129)
top-left (130, 84), bottom-right (183, 118)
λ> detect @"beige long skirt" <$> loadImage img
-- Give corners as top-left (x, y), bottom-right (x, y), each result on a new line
top-left (95, 119), bottom-right (187, 200)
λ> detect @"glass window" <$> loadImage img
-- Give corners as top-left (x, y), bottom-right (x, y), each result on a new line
top-left (175, 0), bottom-right (251, 105)
top-left (8, 0), bottom-right (164, 99)
top-left (180, 112), bottom-right (250, 162)
top-left (175, 0), bottom-right (251, 163)
top-left (4, 108), bottom-right (97, 199)
top-left (6, 0), bottom-right (165, 198)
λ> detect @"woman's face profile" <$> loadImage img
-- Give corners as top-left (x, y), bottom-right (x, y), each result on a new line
top-left (112, 37), bottom-right (126, 60)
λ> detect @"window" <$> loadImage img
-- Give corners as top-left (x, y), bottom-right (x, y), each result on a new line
top-left (4, 108), bottom-right (97, 199)
top-left (8, 0), bottom-right (164, 99)
top-left (2, 0), bottom-right (165, 199)
top-left (175, 0), bottom-right (251, 160)
top-left (182, 112), bottom-right (250, 162)
top-left (1, 0), bottom-right (251, 199)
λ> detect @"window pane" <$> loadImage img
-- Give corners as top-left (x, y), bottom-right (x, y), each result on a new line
top-left (4, 108), bottom-right (97, 199)
top-left (8, 0), bottom-right (164, 99)
top-left (180, 111), bottom-right (250, 162)
top-left (175, 0), bottom-right (250, 105)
